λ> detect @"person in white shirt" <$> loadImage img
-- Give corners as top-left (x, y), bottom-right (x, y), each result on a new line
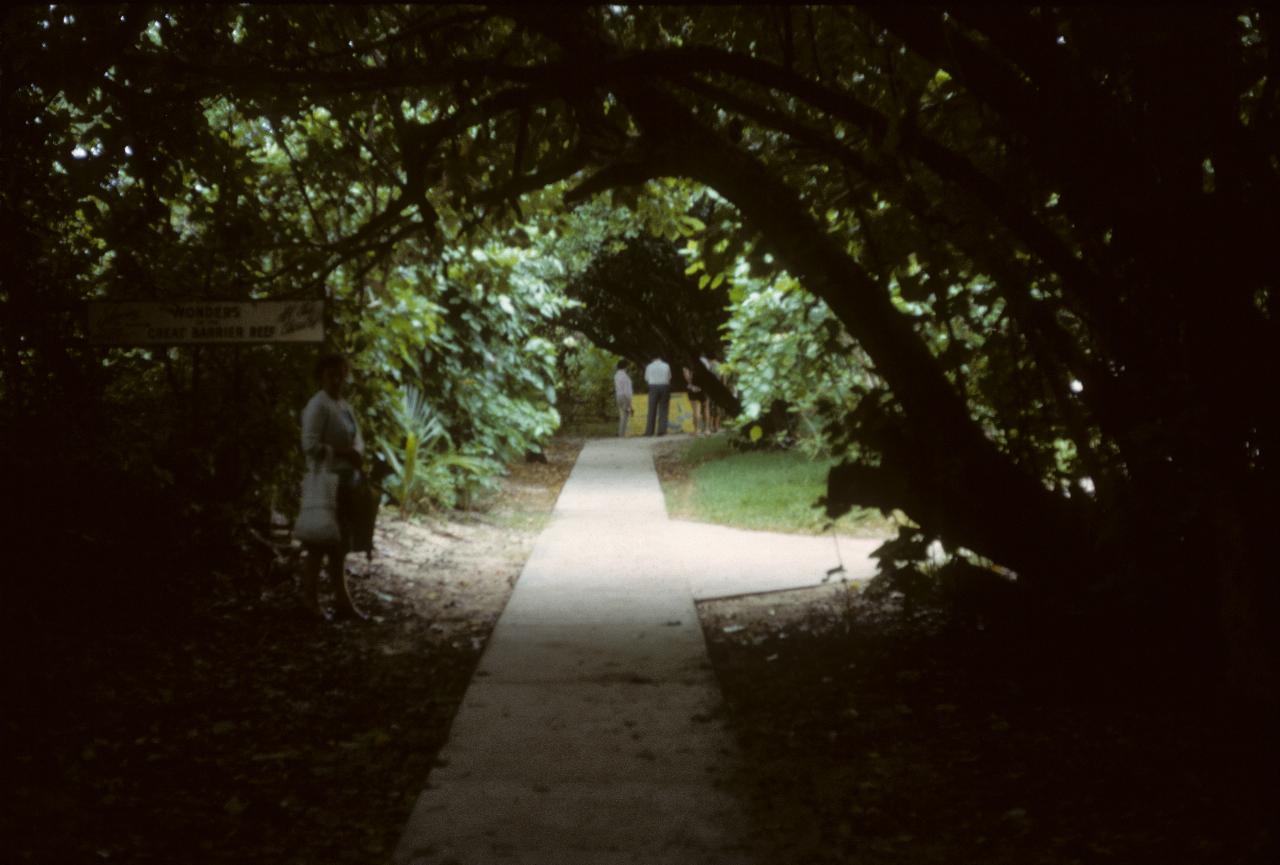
top-left (613, 360), bottom-right (634, 438)
top-left (643, 355), bottom-right (672, 436)
top-left (299, 353), bottom-right (367, 621)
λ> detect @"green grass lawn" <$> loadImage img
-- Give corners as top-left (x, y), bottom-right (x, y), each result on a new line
top-left (656, 434), bottom-right (896, 537)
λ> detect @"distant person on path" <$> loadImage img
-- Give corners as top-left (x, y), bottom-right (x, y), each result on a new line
top-left (613, 360), bottom-right (633, 437)
top-left (299, 353), bottom-right (368, 621)
top-left (683, 362), bottom-right (707, 435)
top-left (704, 356), bottom-right (724, 433)
top-left (644, 355), bottom-right (672, 436)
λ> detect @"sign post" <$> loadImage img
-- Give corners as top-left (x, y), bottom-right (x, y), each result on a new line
top-left (86, 300), bottom-right (324, 345)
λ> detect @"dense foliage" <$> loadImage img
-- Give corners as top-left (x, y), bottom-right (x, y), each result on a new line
top-left (345, 238), bottom-right (563, 491)
top-left (562, 230), bottom-right (730, 372)
top-left (722, 272), bottom-right (875, 452)
top-left (2, 7), bottom-right (567, 625)
top-left (3, 6), bottom-right (1276, 697)
top-left (555, 337), bottom-right (622, 427)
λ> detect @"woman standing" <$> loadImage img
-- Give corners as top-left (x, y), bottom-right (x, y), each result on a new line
top-left (684, 363), bottom-right (707, 435)
top-left (299, 353), bottom-right (367, 621)
top-left (613, 360), bottom-right (633, 438)
top-left (704, 356), bottom-right (725, 433)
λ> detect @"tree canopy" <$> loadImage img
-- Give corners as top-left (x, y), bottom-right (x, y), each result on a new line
top-left (563, 231), bottom-right (729, 369)
top-left (3, 5), bottom-right (1277, 697)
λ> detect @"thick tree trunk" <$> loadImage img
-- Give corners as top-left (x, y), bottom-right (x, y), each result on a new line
top-left (1192, 474), bottom-right (1280, 708)
top-left (615, 83), bottom-right (1094, 586)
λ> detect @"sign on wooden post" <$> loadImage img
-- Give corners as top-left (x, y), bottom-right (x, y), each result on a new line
top-left (86, 301), bottom-right (324, 345)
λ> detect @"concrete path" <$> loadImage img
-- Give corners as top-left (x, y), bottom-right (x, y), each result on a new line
top-left (674, 521), bottom-right (881, 601)
top-left (394, 436), bottom-right (759, 865)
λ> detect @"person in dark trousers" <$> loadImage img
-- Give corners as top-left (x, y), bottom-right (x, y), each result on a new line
top-left (643, 355), bottom-right (672, 436)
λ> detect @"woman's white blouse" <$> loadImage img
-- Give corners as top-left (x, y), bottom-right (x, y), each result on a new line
top-left (301, 389), bottom-right (364, 468)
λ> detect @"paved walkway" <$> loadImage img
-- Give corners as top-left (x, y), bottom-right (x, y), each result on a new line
top-left (393, 436), bottom-right (877, 865)
top-left (678, 521), bottom-right (880, 601)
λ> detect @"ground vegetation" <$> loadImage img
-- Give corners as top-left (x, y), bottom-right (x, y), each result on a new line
top-left (655, 435), bottom-right (893, 536)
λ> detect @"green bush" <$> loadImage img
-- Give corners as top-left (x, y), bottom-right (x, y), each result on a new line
top-left (378, 385), bottom-right (498, 515)
top-left (555, 336), bottom-right (621, 426)
top-left (722, 275), bottom-right (876, 456)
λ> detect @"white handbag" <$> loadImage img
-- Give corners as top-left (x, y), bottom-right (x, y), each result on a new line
top-left (294, 457), bottom-right (340, 545)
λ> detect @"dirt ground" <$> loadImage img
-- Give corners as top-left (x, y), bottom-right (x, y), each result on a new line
top-left (698, 583), bottom-right (1279, 865)
top-left (4, 437), bottom-right (582, 865)
top-left (652, 434), bottom-right (1276, 864)
top-left (8, 434), bottom-right (1277, 865)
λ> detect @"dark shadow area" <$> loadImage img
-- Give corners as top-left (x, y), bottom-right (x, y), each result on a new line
top-left (2, 439), bottom-right (581, 865)
top-left (700, 583), bottom-right (1280, 865)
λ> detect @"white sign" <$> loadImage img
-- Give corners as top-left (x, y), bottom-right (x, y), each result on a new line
top-left (87, 301), bottom-right (324, 345)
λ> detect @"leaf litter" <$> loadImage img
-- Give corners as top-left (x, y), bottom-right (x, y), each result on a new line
top-left (4, 438), bottom-right (582, 865)
top-left (697, 581), bottom-right (1278, 865)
